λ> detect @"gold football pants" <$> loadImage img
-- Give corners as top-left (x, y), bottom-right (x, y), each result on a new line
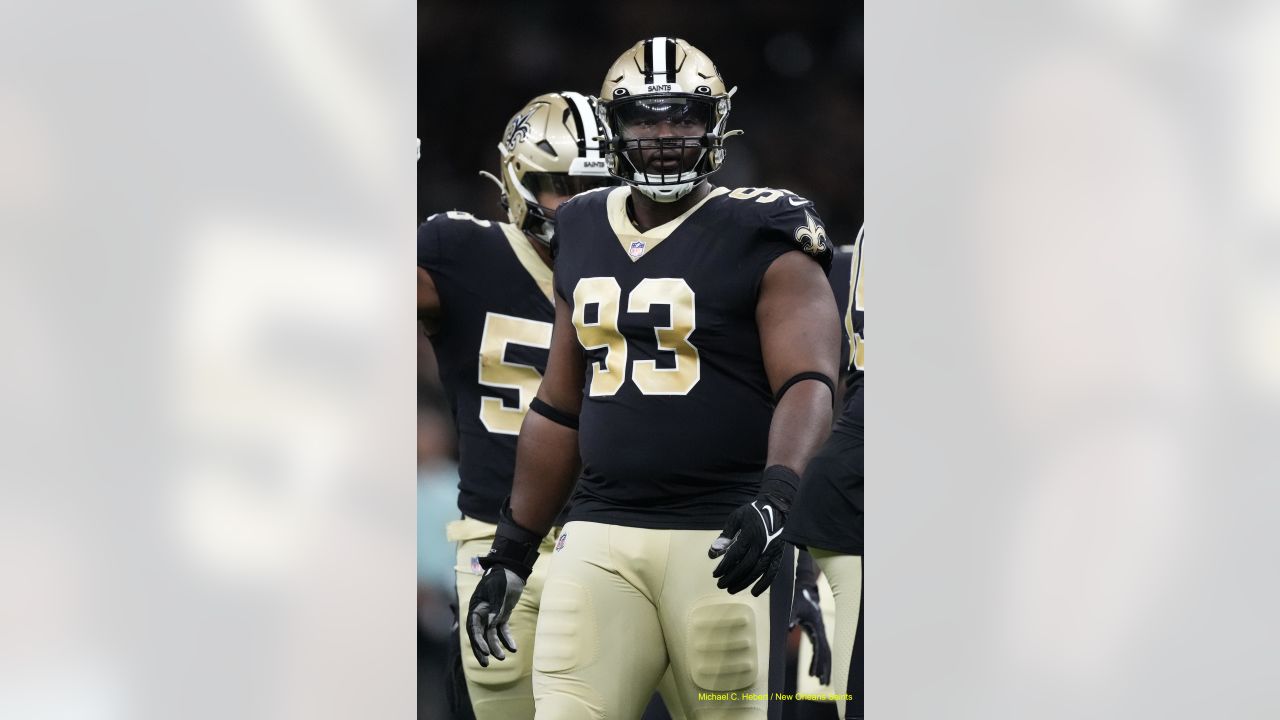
top-left (451, 517), bottom-right (559, 720)
top-left (531, 521), bottom-right (773, 720)
top-left (809, 549), bottom-right (862, 719)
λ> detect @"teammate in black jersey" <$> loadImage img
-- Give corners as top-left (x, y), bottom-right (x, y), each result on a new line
top-left (784, 225), bottom-right (865, 719)
top-left (782, 246), bottom-right (858, 701)
top-left (466, 38), bottom-right (843, 719)
top-left (418, 91), bottom-right (616, 720)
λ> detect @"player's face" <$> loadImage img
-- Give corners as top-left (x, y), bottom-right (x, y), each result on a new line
top-left (614, 97), bottom-right (710, 176)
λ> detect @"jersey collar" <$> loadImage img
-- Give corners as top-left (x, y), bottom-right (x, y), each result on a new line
top-left (606, 185), bottom-right (728, 262)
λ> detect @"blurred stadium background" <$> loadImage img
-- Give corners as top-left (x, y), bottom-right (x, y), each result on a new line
top-left (417, 1), bottom-right (863, 718)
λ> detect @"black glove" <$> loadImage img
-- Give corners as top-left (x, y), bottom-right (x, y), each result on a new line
top-left (790, 553), bottom-right (832, 685)
top-left (467, 566), bottom-right (526, 667)
top-left (709, 465), bottom-right (799, 596)
top-left (466, 501), bottom-right (542, 667)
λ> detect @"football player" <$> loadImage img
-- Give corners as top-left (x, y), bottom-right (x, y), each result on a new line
top-left (418, 91), bottom-right (617, 720)
top-left (784, 247), bottom-right (857, 701)
top-left (783, 225), bottom-right (865, 719)
top-left (466, 38), bottom-right (843, 719)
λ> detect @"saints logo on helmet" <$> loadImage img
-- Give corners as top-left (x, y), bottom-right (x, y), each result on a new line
top-left (503, 109), bottom-right (535, 151)
top-left (597, 37), bottom-right (741, 203)
top-left (479, 92), bottom-right (617, 246)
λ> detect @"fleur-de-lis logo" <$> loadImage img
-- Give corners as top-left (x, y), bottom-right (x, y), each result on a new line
top-left (504, 109), bottom-right (534, 150)
top-left (794, 210), bottom-right (828, 256)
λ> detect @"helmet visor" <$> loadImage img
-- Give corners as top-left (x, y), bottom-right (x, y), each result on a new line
top-left (612, 97), bottom-right (712, 138)
top-left (520, 173), bottom-right (617, 199)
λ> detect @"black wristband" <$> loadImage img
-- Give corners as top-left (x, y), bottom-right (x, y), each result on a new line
top-left (759, 464), bottom-right (801, 514)
top-left (529, 397), bottom-right (579, 430)
top-left (774, 371), bottom-right (836, 406)
top-left (477, 499), bottom-right (543, 581)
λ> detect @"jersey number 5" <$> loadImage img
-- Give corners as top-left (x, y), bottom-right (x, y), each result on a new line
top-left (572, 277), bottom-right (700, 397)
top-left (477, 313), bottom-right (553, 435)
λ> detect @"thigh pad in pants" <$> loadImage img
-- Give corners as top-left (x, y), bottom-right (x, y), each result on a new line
top-left (684, 596), bottom-right (759, 692)
top-left (533, 578), bottom-right (599, 675)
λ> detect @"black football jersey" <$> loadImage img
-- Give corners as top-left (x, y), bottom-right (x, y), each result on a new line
top-left (552, 185), bottom-right (835, 530)
top-left (418, 211), bottom-right (558, 524)
top-left (836, 225), bottom-right (865, 432)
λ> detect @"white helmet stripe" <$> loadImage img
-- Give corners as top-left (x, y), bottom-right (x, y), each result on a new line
top-left (650, 36), bottom-right (669, 80)
top-left (561, 91), bottom-right (602, 160)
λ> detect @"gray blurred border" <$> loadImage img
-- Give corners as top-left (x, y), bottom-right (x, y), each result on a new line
top-left (869, 0), bottom-right (1280, 717)
top-left (1, 2), bottom-right (416, 718)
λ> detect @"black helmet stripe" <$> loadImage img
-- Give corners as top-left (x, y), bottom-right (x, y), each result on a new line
top-left (560, 92), bottom-right (585, 153)
top-left (643, 38), bottom-right (654, 84)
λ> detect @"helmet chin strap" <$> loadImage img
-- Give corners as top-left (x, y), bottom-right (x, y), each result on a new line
top-left (526, 222), bottom-right (554, 246)
top-left (631, 167), bottom-right (699, 203)
top-left (478, 170), bottom-right (504, 193)
top-left (523, 201), bottom-right (556, 246)
top-left (636, 181), bottom-right (694, 203)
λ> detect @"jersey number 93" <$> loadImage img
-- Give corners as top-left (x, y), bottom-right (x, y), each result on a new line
top-left (573, 277), bottom-right (700, 397)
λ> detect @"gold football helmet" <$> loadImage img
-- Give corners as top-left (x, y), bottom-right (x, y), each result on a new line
top-left (597, 37), bottom-right (739, 202)
top-left (480, 91), bottom-right (616, 245)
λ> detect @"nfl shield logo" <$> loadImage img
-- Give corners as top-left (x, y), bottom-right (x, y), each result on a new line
top-left (470, 556), bottom-right (483, 575)
top-left (629, 241), bottom-right (646, 258)
top-left (555, 532), bottom-right (567, 552)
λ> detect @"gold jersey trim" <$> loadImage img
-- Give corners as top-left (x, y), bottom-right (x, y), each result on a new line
top-left (606, 185), bottom-right (729, 261)
top-left (499, 222), bottom-right (554, 304)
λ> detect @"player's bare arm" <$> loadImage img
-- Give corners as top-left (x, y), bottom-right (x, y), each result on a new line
top-left (466, 291), bottom-right (584, 666)
top-left (710, 249), bottom-right (841, 596)
top-left (758, 250), bottom-right (842, 471)
top-left (509, 291), bottom-right (585, 535)
top-left (417, 266), bottom-right (441, 334)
